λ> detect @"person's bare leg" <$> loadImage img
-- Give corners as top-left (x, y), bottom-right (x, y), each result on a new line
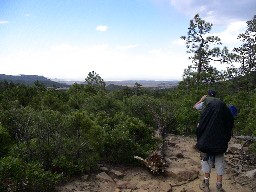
top-left (200, 156), bottom-right (212, 192)
top-left (216, 175), bottom-right (224, 191)
top-left (217, 174), bottom-right (222, 183)
top-left (199, 172), bottom-right (210, 191)
top-left (205, 173), bottom-right (210, 179)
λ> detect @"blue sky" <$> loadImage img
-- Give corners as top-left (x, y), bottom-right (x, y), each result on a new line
top-left (0, 0), bottom-right (255, 81)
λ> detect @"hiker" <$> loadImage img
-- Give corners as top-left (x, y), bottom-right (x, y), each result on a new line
top-left (193, 90), bottom-right (219, 111)
top-left (193, 90), bottom-right (234, 192)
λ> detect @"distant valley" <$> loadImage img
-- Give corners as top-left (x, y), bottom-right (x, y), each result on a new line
top-left (0, 74), bottom-right (179, 89)
top-left (53, 79), bottom-right (179, 89)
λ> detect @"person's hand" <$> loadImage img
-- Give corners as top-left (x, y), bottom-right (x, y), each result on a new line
top-left (200, 95), bottom-right (207, 102)
top-left (193, 95), bottom-right (207, 110)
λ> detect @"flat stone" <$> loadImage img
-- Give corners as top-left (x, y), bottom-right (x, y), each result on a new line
top-left (114, 188), bottom-right (121, 192)
top-left (81, 174), bottom-right (89, 181)
top-left (100, 167), bottom-right (109, 172)
top-left (126, 183), bottom-right (138, 190)
top-left (167, 168), bottom-right (199, 182)
top-left (245, 169), bottom-right (256, 179)
top-left (95, 172), bottom-right (113, 182)
top-left (227, 144), bottom-right (242, 153)
top-left (115, 180), bottom-right (129, 189)
top-left (110, 169), bottom-right (125, 178)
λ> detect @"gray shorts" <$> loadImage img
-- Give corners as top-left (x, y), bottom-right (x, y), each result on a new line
top-left (201, 153), bottom-right (225, 175)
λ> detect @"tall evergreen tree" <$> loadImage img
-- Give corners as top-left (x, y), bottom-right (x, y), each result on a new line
top-left (228, 15), bottom-right (256, 92)
top-left (181, 14), bottom-right (225, 90)
top-left (233, 15), bottom-right (256, 76)
top-left (85, 71), bottom-right (106, 93)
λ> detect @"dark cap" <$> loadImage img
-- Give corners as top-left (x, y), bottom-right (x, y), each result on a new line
top-left (208, 90), bottom-right (216, 97)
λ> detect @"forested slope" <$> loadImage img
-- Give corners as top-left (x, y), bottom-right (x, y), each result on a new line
top-left (0, 72), bottom-right (255, 191)
top-left (0, 14), bottom-right (255, 191)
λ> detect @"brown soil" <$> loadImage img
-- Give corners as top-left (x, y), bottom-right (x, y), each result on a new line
top-left (57, 135), bottom-right (255, 192)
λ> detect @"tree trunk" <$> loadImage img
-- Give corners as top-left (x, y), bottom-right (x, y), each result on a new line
top-left (134, 107), bottom-right (168, 174)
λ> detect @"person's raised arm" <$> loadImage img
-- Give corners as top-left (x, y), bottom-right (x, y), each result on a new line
top-left (193, 95), bottom-right (207, 109)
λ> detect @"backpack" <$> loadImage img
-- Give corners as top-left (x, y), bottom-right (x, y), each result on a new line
top-left (228, 105), bottom-right (238, 117)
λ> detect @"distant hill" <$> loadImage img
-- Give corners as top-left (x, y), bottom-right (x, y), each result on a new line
top-left (0, 74), bottom-right (179, 89)
top-left (53, 79), bottom-right (180, 89)
top-left (0, 74), bottom-right (69, 88)
top-left (106, 80), bottom-right (179, 88)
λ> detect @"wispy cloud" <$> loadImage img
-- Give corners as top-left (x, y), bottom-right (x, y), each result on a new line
top-left (0, 43), bottom-right (189, 81)
top-left (170, 39), bottom-right (185, 47)
top-left (0, 20), bottom-right (9, 24)
top-left (117, 44), bottom-right (139, 50)
top-left (96, 25), bottom-right (108, 32)
top-left (25, 13), bottom-right (31, 17)
top-left (174, 20), bottom-right (246, 51)
top-left (170, 0), bottom-right (256, 25)
top-left (210, 21), bottom-right (247, 46)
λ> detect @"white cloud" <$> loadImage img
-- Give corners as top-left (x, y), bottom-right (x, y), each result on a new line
top-left (51, 43), bottom-right (78, 52)
top-left (0, 43), bottom-right (190, 81)
top-left (209, 21), bottom-right (247, 47)
top-left (170, 0), bottom-right (256, 25)
top-left (25, 13), bottom-right (31, 17)
top-left (170, 39), bottom-right (185, 47)
top-left (0, 20), bottom-right (9, 24)
top-left (116, 44), bottom-right (139, 50)
top-left (96, 25), bottom-right (108, 32)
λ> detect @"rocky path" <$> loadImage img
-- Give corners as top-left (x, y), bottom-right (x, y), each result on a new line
top-left (57, 135), bottom-right (255, 192)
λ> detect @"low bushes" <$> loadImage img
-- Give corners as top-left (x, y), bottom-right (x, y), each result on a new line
top-left (0, 156), bottom-right (61, 192)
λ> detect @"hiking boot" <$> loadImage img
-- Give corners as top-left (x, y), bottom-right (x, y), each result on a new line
top-left (216, 183), bottom-right (225, 192)
top-left (199, 179), bottom-right (210, 192)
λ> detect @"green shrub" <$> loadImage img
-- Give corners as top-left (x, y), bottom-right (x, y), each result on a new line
top-left (249, 142), bottom-right (256, 157)
top-left (0, 156), bottom-right (61, 192)
top-left (50, 111), bottom-right (105, 175)
top-left (25, 162), bottom-right (62, 192)
top-left (124, 95), bottom-right (175, 134)
top-left (0, 125), bottom-right (12, 156)
top-left (167, 90), bottom-right (199, 134)
top-left (8, 110), bottom-right (105, 176)
top-left (103, 112), bottom-right (157, 164)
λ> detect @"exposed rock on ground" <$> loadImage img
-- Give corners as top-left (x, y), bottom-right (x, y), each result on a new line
top-left (57, 135), bottom-right (255, 192)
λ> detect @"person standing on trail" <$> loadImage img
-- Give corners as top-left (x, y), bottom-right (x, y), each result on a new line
top-left (193, 90), bottom-right (234, 192)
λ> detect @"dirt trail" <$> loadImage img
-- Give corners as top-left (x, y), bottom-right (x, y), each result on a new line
top-left (57, 135), bottom-right (255, 192)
